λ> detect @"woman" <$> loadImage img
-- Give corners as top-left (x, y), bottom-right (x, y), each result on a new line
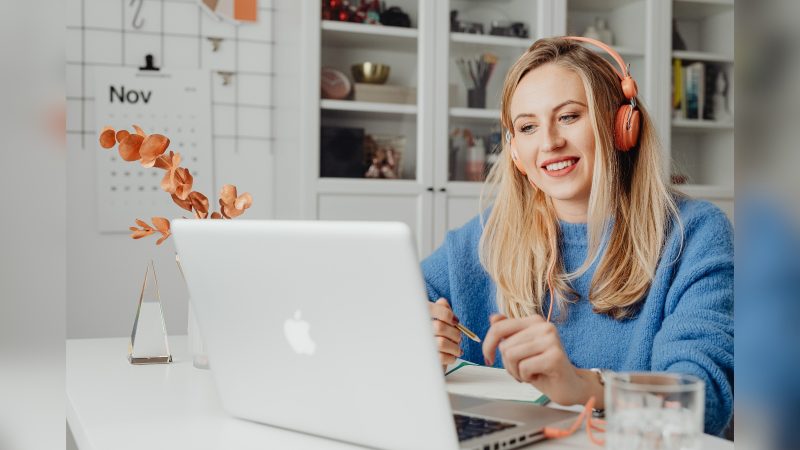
top-left (422, 37), bottom-right (733, 436)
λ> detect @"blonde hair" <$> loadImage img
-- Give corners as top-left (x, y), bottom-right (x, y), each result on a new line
top-left (479, 37), bottom-right (681, 320)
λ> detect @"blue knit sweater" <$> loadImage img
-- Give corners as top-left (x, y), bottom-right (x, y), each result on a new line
top-left (421, 198), bottom-right (734, 435)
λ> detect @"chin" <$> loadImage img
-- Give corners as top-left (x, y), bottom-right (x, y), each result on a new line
top-left (539, 185), bottom-right (584, 201)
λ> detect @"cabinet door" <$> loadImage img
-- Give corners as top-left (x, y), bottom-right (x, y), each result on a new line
top-left (317, 190), bottom-right (433, 258)
top-left (432, 190), bottom-right (484, 252)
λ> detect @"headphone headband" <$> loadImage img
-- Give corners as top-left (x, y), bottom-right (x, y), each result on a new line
top-left (563, 36), bottom-right (638, 101)
top-left (563, 36), bottom-right (628, 80)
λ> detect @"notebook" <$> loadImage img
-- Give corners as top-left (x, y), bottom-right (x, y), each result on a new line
top-left (445, 361), bottom-right (550, 406)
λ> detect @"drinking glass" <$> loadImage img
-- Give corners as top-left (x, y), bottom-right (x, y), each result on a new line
top-left (605, 372), bottom-right (705, 450)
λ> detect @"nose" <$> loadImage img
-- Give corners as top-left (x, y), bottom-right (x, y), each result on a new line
top-left (540, 124), bottom-right (566, 152)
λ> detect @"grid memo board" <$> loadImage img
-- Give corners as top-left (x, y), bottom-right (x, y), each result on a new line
top-left (66, 0), bottom-right (275, 232)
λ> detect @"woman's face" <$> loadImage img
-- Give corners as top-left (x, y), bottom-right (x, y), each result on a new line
top-left (509, 63), bottom-right (596, 212)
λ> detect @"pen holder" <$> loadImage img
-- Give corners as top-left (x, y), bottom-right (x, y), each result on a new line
top-left (467, 87), bottom-right (486, 109)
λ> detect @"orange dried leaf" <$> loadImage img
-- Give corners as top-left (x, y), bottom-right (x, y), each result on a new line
top-left (135, 218), bottom-right (151, 229)
top-left (174, 168), bottom-right (193, 200)
top-left (119, 134), bottom-right (144, 162)
top-left (140, 134), bottom-right (170, 168)
top-left (153, 153), bottom-right (171, 170)
top-left (234, 192), bottom-right (253, 211)
top-left (219, 184), bottom-right (252, 218)
top-left (161, 171), bottom-right (176, 194)
top-left (189, 191), bottom-right (209, 219)
top-left (99, 128), bottom-right (116, 149)
top-left (133, 124), bottom-right (146, 137)
top-left (220, 184), bottom-right (237, 205)
top-left (210, 212), bottom-right (223, 219)
top-left (131, 229), bottom-right (153, 239)
top-left (172, 193), bottom-right (193, 212)
top-left (115, 129), bottom-right (130, 144)
top-left (156, 233), bottom-right (171, 245)
top-left (151, 217), bottom-right (170, 234)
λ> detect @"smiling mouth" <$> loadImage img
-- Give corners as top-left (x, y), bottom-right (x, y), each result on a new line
top-left (541, 157), bottom-right (580, 176)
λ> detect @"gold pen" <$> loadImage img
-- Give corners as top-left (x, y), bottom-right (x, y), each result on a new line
top-left (455, 322), bottom-right (482, 343)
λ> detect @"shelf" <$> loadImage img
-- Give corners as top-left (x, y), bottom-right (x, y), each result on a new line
top-left (321, 99), bottom-right (417, 115)
top-left (321, 20), bottom-right (417, 52)
top-left (672, 119), bottom-right (733, 132)
top-left (450, 32), bottom-right (531, 49)
top-left (450, 107), bottom-right (501, 121)
top-left (672, 50), bottom-right (733, 63)
top-left (569, 0), bottom-right (643, 12)
top-left (673, 0), bottom-right (733, 21)
top-left (673, 184), bottom-right (733, 199)
top-left (317, 178), bottom-right (423, 195)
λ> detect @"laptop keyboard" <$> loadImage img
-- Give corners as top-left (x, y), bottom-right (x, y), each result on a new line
top-left (453, 414), bottom-right (516, 442)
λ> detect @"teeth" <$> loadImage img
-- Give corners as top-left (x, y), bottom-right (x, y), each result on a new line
top-left (545, 159), bottom-right (576, 171)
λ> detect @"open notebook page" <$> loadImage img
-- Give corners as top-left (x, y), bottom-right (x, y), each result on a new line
top-left (444, 361), bottom-right (549, 405)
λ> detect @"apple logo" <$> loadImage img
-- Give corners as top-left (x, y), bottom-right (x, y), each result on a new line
top-left (283, 310), bottom-right (316, 355)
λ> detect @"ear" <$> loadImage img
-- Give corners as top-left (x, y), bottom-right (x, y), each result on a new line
top-left (506, 132), bottom-right (528, 176)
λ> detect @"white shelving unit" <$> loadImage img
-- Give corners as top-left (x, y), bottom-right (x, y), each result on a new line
top-left (301, 0), bottom-right (734, 258)
top-left (321, 99), bottom-right (418, 115)
top-left (672, 50), bottom-right (733, 64)
top-left (666, 0), bottom-right (734, 218)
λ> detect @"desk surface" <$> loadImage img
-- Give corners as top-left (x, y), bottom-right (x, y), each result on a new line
top-left (67, 336), bottom-right (734, 450)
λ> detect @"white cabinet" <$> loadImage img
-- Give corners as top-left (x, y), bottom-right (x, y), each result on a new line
top-left (300, 0), bottom-right (734, 259)
top-left (664, 0), bottom-right (735, 214)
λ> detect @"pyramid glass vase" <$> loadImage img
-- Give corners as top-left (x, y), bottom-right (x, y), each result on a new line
top-left (128, 260), bottom-right (173, 364)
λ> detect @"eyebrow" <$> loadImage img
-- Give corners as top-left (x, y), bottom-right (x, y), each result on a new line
top-left (512, 100), bottom-right (588, 125)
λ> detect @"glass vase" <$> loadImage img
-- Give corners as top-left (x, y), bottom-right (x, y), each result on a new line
top-left (128, 260), bottom-right (173, 364)
top-left (175, 253), bottom-right (210, 369)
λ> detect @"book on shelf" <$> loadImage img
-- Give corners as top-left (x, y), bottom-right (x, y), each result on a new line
top-left (672, 58), bottom-right (683, 119)
top-left (684, 62), bottom-right (705, 120)
top-left (673, 60), bottom-right (732, 122)
top-left (353, 83), bottom-right (416, 104)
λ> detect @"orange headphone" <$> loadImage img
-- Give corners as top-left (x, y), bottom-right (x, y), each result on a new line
top-left (508, 36), bottom-right (641, 176)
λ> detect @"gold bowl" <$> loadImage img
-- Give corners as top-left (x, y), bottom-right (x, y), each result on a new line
top-left (351, 62), bottom-right (390, 84)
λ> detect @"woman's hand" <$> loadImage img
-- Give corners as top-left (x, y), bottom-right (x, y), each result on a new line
top-left (428, 298), bottom-right (463, 370)
top-left (482, 314), bottom-right (594, 406)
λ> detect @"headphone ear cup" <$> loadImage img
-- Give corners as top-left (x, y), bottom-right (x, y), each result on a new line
top-left (614, 104), bottom-right (641, 151)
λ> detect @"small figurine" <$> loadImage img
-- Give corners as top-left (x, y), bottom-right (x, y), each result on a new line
top-left (711, 70), bottom-right (732, 122)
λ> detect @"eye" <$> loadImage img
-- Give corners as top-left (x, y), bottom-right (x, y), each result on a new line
top-left (519, 123), bottom-right (538, 134)
top-left (559, 113), bottom-right (579, 123)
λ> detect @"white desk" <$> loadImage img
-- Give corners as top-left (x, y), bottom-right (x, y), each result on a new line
top-left (67, 336), bottom-right (734, 450)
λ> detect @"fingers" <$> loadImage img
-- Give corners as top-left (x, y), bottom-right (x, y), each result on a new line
top-left (517, 344), bottom-right (570, 384)
top-left (437, 336), bottom-right (462, 366)
top-left (429, 298), bottom-right (462, 366)
top-left (489, 313), bottom-right (507, 325)
top-left (499, 321), bottom-right (556, 356)
top-left (516, 351), bottom-right (552, 383)
top-left (429, 298), bottom-right (458, 326)
top-left (440, 351), bottom-right (457, 366)
top-left (500, 321), bottom-right (559, 381)
top-left (482, 315), bottom-right (544, 366)
top-left (500, 340), bottom-right (534, 381)
top-left (432, 317), bottom-right (461, 345)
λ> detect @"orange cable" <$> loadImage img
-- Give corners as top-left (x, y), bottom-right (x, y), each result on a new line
top-left (542, 274), bottom-right (605, 446)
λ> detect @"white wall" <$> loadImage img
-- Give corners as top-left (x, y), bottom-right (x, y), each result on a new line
top-left (66, 0), bottom-right (304, 338)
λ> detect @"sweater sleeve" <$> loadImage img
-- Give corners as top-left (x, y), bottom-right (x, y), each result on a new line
top-left (652, 204), bottom-right (734, 436)
top-left (421, 233), bottom-right (452, 302)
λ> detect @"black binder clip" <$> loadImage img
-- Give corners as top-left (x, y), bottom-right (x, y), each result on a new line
top-left (139, 54), bottom-right (160, 71)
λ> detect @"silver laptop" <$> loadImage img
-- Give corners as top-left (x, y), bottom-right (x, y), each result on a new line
top-left (172, 219), bottom-right (577, 450)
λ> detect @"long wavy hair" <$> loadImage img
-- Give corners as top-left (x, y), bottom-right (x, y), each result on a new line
top-left (479, 37), bottom-right (681, 320)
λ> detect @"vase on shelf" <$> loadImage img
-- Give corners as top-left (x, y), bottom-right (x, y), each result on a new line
top-left (128, 260), bottom-right (173, 365)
